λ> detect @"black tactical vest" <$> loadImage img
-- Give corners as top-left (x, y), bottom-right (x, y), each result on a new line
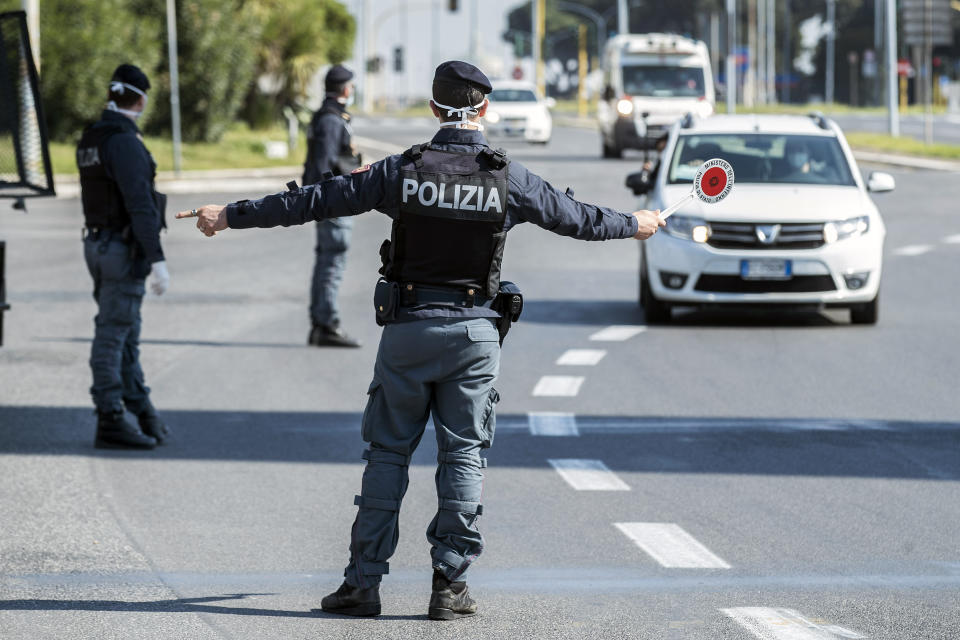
top-left (76, 121), bottom-right (155, 228)
top-left (382, 143), bottom-right (509, 298)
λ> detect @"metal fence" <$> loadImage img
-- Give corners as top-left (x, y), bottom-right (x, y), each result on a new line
top-left (0, 10), bottom-right (54, 199)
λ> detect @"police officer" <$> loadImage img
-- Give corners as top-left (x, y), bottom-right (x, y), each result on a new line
top-left (77, 64), bottom-right (170, 449)
top-left (304, 64), bottom-right (362, 348)
top-left (179, 61), bottom-right (663, 619)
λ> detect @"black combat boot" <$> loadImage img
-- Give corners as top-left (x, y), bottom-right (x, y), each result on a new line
top-left (138, 411), bottom-right (170, 445)
top-left (308, 323), bottom-right (361, 348)
top-left (428, 569), bottom-right (477, 620)
top-left (320, 580), bottom-right (381, 617)
top-left (95, 411), bottom-right (157, 449)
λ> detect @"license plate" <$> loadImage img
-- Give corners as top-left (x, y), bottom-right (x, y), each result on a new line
top-left (740, 259), bottom-right (792, 280)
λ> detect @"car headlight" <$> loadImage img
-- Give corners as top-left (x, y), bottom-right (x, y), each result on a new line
top-left (696, 101), bottom-right (714, 118)
top-left (665, 215), bottom-right (711, 243)
top-left (485, 110), bottom-right (501, 124)
top-left (823, 215), bottom-right (869, 244)
top-left (617, 99), bottom-right (634, 116)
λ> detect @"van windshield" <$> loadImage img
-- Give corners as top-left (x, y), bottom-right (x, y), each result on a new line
top-left (621, 65), bottom-right (704, 98)
top-left (667, 134), bottom-right (857, 186)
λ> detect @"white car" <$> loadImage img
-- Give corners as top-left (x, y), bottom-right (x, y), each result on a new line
top-left (485, 80), bottom-right (553, 144)
top-left (626, 113), bottom-right (893, 324)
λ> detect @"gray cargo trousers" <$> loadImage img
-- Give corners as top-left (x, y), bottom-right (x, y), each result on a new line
top-left (344, 316), bottom-right (501, 588)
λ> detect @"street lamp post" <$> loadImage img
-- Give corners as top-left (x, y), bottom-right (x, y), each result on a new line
top-left (825, 0), bottom-right (835, 105)
top-left (165, 0), bottom-right (182, 175)
top-left (726, 0), bottom-right (737, 113)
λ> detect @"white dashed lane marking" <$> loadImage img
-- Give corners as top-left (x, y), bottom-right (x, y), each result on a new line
top-left (556, 349), bottom-right (607, 366)
top-left (721, 607), bottom-right (867, 639)
top-left (589, 325), bottom-right (647, 341)
top-left (532, 376), bottom-right (584, 397)
top-left (527, 412), bottom-right (579, 436)
top-left (892, 244), bottom-right (933, 256)
top-left (548, 459), bottom-right (630, 491)
top-left (614, 523), bottom-right (731, 569)
top-left (944, 234), bottom-right (960, 244)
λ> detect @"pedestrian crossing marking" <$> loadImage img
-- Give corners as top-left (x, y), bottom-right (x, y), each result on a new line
top-left (614, 522), bottom-right (731, 569)
top-left (589, 325), bottom-right (647, 341)
top-left (527, 412), bottom-right (579, 436)
top-left (556, 349), bottom-right (607, 366)
top-left (721, 607), bottom-right (866, 639)
top-left (548, 459), bottom-right (630, 491)
top-left (532, 375), bottom-right (584, 397)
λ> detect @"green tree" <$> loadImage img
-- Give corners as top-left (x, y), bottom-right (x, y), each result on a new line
top-left (242, 0), bottom-right (355, 128)
top-left (134, 0), bottom-right (261, 142)
top-left (0, 0), bottom-right (163, 141)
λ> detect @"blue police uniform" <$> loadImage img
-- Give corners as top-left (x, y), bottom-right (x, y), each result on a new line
top-left (224, 127), bottom-right (638, 589)
top-left (304, 65), bottom-right (361, 346)
top-left (79, 110), bottom-right (164, 412)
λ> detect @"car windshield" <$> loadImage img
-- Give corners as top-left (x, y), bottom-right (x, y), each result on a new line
top-left (667, 133), bottom-right (857, 186)
top-left (621, 65), bottom-right (704, 97)
top-left (489, 89), bottom-right (538, 102)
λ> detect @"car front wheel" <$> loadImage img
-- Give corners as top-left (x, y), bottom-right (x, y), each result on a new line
top-left (639, 258), bottom-right (671, 324)
top-left (850, 294), bottom-right (879, 325)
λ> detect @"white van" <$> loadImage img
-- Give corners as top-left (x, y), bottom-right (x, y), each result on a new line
top-left (598, 33), bottom-right (715, 158)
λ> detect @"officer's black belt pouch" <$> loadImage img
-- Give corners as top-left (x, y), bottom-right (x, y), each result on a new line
top-left (373, 279), bottom-right (400, 326)
top-left (491, 281), bottom-right (523, 345)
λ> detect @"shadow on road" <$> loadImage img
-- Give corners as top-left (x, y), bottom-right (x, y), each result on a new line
top-left (0, 406), bottom-right (957, 481)
top-left (36, 337), bottom-right (305, 349)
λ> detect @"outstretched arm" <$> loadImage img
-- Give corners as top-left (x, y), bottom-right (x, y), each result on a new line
top-left (177, 155), bottom-right (402, 236)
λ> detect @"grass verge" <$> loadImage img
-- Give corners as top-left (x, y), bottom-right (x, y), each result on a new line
top-left (844, 132), bottom-right (960, 161)
top-left (50, 125), bottom-right (306, 175)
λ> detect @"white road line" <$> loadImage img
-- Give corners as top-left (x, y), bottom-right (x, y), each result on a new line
top-left (589, 325), bottom-right (647, 341)
top-left (892, 244), bottom-right (933, 257)
top-left (532, 376), bottom-right (584, 397)
top-left (614, 523), bottom-right (731, 569)
top-left (556, 349), bottom-right (607, 366)
top-left (721, 607), bottom-right (867, 640)
top-left (944, 234), bottom-right (960, 244)
top-left (548, 459), bottom-right (630, 490)
top-left (527, 412), bottom-right (579, 436)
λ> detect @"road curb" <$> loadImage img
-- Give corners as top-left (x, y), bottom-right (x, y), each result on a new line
top-left (553, 115), bottom-right (960, 172)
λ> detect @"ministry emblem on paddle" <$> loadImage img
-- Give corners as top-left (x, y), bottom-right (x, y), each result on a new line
top-left (659, 158), bottom-right (735, 220)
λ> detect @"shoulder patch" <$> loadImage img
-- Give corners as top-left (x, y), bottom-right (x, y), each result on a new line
top-left (351, 164), bottom-right (371, 174)
top-left (341, 112), bottom-right (350, 121)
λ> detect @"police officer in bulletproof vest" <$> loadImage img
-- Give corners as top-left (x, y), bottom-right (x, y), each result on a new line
top-left (77, 64), bottom-right (170, 449)
top-left (304, 64), bottom-right (362, 348)
top-left (179, 60), bottom-right (664, 619)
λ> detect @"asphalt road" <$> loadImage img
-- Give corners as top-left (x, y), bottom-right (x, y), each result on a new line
top-left (1, 121), bottom-right (958, 639)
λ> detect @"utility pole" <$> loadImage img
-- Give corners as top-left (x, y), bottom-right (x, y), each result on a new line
top-left (874, 0), bottom-right (883, 106)
top-left (21, 0), bottom-right (38, 70)
top-left (165, 0), bottom-right (182, 175)
top-left (757, 0), bottom-right (766, 104)
top-left (825, 0), bottom-right (835, 105)
top-left (727, 0), bottom-right (737, 113)
top-left (767, 0), bottom-right (775, 103)
top-left (533, 0), bottom-right (545, 98)
top-left (618, 0), bottom-right (629, 35)
top-left (783, 0), bottom-right (792, 103)
top-left (578, 23), bottom-right (587, 118)
top-left (886, 0), bottom-right (899, 135)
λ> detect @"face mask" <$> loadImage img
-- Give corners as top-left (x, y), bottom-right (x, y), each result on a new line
top-left (107, 81), bottom-right (148, 119)
top-left (434, 99), bottom-right (486, 131)
top-left (344, 94), bottom-right (355, 107)
top-left (788, 151), bottom-right (808, 169)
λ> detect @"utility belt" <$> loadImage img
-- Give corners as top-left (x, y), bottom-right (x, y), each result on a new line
top-left (374, 279), bottom-right (523, 345)
top-left (82, 225), bottom-right (132, 244)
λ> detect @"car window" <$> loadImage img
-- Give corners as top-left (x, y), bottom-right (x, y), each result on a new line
top-left (667, 134), bottom-right (856, 186)
top-left (489, 89), bottom-right (538, 103)
top-left (621, 65), bottom-right (704, 98)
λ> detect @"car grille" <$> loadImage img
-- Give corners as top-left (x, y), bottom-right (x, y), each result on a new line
top-left (707, 221), bottom-right (826, 250)
top-left (694, 274), bottom-right (837, 293)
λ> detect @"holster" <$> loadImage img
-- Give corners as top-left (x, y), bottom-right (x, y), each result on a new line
top-left (373, 279), bottom-right (400, 326)
top-left (491, 281), bottom-right (523, 346)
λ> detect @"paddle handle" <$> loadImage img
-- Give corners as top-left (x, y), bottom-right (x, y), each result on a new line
top-left (658, 192), bottom-right (694, 221)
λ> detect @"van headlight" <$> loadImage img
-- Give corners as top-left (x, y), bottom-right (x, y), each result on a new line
top-left (665, 215), bottom-right (711, 243)
top-left (617, 99), bottom-right (634, 116)
top-left (823, 215), bottom-right (869, 244)
top-left (486, 110), bottom-right (501, 124)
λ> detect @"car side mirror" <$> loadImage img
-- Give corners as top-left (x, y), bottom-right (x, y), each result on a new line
top-left (867, 171), bottom-right (895, 193)
top-left (603, 85), bottom-right (615, 101)
top-left (625, 170), bottom-right (653, 196)
top-left (545, 97), bottom-right (557, 109)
